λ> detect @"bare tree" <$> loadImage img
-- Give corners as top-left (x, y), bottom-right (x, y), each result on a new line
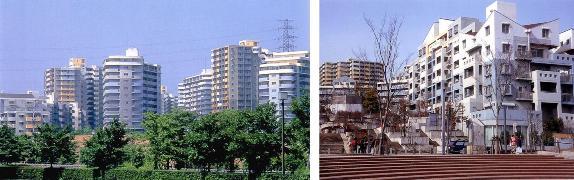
top-left (482, 43), bottom-right (530, 153)
top-left (356, 14), bottom-right (410, 155)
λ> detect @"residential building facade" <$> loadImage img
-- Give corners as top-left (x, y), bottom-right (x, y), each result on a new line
top-left (44, 59), bottom-right (86, 130)
top-left (44, 58), bottom-right (103, 129)
top-left (0, 92), bottom-right (50, 135)
top-left (403, 1), bottom-right (574, 148)
top-left (320, 59), bottom-right (384, 87)
top-left (160, 85), bottom-right (177, 114)
top-left (178, 69), bottom-right (213, 115)
top-left (211, 40), bottom-right (263, 112)
top-left (103, 48), bottom-right (161, 131)
top-left (258, 51), bottom-right (310, 121)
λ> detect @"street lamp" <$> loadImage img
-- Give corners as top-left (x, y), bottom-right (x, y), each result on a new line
top-left (280, 92), bottom-right (288, 175)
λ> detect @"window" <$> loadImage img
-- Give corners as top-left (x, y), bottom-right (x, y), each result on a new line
top-left (502, 43), bottom-right (510, 53)
top-left (531, 48), bottom-right (544, 58)
top-left (462, 40), bottom-right (466, 49)
top-left (448, 29), bottom-right (453, 38)
top-left (485, 26), bottom-right (490, 36)
top-left (454, 46), bottom-right (459, 54)
top-left (454, 25), bottom-right (459, 34)
top-left (542, 28), bottom-right (550, 38)
top-left (567, 39), bottom-right (571, 45)
top-left (485, 45), bottom-right (491, 55)
top-left (502, 23), bottom-right (510, 34)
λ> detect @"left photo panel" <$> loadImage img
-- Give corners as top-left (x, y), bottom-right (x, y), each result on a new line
top-left (0, 0), bottom-right (310, 179)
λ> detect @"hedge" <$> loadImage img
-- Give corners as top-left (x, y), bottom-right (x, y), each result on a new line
top-left (0, 166), bottom-right (309, 180)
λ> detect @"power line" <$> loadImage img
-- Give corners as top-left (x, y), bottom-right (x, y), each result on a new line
top-left (277, 19), bottom-right (296, 52)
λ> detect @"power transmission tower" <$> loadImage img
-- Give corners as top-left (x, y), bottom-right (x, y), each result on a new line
top-left (277, 19), bottom-right (296, 52)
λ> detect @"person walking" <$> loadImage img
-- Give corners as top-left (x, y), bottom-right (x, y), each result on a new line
top-left (510, 135), bottom-right (517, 154)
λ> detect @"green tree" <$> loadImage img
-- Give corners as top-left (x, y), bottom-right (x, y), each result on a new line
top-left (34, 124), bottom-right (76, 167)
top-left (143, 110), bottom-right (197, 169)
top-left (543, 117), bottom-right (564, 145)
top-left (0, 125), bottom-right (21, 164)
top-left (80, 119), bottom-right (129, 177)
top-left (186, 110), bottom-right (241, 172)
top-left (360, 87), bottom-right (380, 114)
top-left (284, 94), bottom-right (310, 173)
top-left (239, 103), bottom-right (281, 180)
top-left (16, 135), bottom-right (38, 163)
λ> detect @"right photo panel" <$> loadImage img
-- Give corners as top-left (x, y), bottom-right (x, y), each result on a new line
top-left (319, 0), bottom-right (574, 179)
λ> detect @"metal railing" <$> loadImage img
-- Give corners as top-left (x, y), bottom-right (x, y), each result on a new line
top-left (515, 92), bottom-right (533, 100)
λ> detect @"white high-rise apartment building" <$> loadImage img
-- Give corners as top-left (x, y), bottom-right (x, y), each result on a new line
top-left (211, 40), bottom-right (263, 112)
top-left (160, 85), bottom-right (177, 114)
top-left (0, 92), bottom-right (50, 135)
top-left (103, 48), bottom-right (161, 131)
top-left (259, 51), bottom-right (310, 120)
top-left (404, 1), bottom-right (574, 148)
top-left (178, 69), bottom-right (213, 115)
top-left (83, 64), bottom-right (104, 128)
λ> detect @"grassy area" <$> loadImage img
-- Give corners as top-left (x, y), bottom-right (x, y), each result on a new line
top-left (0, 166), bottom-right (308, 180)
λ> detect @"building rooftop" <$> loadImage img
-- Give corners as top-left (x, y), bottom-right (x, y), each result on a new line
top-left (0, 93), bottom-right (36, 99)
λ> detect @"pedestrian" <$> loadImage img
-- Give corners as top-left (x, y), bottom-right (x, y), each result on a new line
top-left (350, 138), bottom-right (356, 154)
top-left (510, 134), bottom-right (518, 153)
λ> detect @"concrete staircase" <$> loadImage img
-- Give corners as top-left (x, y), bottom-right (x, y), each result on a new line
top-left (320, 155), bottom-right (574, 179)
top-left (319, 155), bottom-right (574, 179)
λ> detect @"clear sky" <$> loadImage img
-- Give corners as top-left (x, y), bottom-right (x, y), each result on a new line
top-left (321, 0), bottom-right (574, 63)
top-left (0, 0), bottom-right (309, 94)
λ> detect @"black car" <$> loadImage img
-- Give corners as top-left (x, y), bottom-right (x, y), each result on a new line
top-left (448, 139), bottom-right (468, 154)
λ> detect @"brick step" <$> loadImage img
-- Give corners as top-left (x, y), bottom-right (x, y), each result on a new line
top-left (321, 164), bottom-right (574, 174)
top-left (320, 159), bottom-right (573, 166)
top-left (320, 154), bottom-right (558, 160)
top-left (321, 165), bottom-right (574, 177)
top-left (320, 155), bottom-right (574, 179)
top-left (321, 161), bottom-right (574, 170)
top-left (321, 169), bottom-right (574, 180)
top-left (319, 163), bottom-right (573, 173)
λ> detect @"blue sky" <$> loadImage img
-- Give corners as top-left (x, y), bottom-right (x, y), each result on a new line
top-left (0, 0), bottom-right (309, 94)
top-left (321, 0), bottom-right (574, 63)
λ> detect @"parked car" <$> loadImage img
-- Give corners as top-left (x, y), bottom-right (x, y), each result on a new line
top-left (448, 139), bottom-right (468, 154)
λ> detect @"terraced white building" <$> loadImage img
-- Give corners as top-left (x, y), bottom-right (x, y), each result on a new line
top-left (404, 1), bottom-right (574, 149)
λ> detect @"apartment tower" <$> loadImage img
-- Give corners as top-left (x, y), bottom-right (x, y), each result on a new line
top-left (103, 48), bottom-right (161, 131)
top-left (259, 51), bottom-right (310, 120)
top-left (211, 40), bottom-right (263, 112)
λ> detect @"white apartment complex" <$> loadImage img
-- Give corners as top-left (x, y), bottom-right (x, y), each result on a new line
top-left (103, 48), bottom-right (161, 131)
top-left (259, 51), bottom-right (310, 120)
top-left (403, 1), bottom-right (574, 147)
top-left (178, 69), bottom-right (213, 115)
top-left (211, 40), bottom-right (263, 112)
top-left (160, 85), bottom-right (177, 114)
top-left (44, 58), bottom-right (103, 129)
top-left (44, 59), bottom-right (85, 130)
top-left (0, 92), bottom-right (50, 135)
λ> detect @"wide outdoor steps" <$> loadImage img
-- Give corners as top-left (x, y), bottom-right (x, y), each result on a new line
top-left (320, 155), bottom-right (574, 179)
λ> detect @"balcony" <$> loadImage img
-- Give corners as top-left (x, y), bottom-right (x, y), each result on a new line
top-left (562, 94), bottom-right (574, 104)
top-left (560, 74), bottom-right (574, 84)
top-left (515, 92), bottom-right (533, 101)
top-left (515, 51), bottom-right (532, 60)
top-left (516, 71), bottom-right (532, 80)
top-left (532, 53), bottom-right (572, 66)
top-left (530, 38), bottom-right (555, 47)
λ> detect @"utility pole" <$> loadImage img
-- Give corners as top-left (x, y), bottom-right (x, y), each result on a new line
top-left (277, 19), bottom-right (296, 52)
top-left (503, 105), bottom-right (507, 152)
top-left (441, 80), bottom-right (446, 155)
top-left (280, 93), bottom-right (286, 175)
